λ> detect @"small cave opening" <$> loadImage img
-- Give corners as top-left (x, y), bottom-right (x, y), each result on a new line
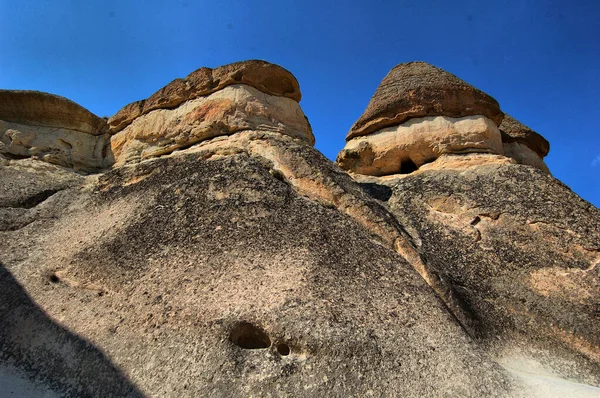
top-left (229, 322), bottom-right (271, 349)
top-left (48, 272), bottom-right (60, 283)
top-left (399, 158), bottom-right (418, 174)
top-left (276, 343), bottom-right (291, 356)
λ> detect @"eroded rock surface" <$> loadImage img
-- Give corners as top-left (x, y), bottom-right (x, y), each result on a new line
top-left (108, 60), bottom-right (302, 133)
top-left (0, 133), bottom-right (516, 397)
top-left (337, 115), bottom-right (503, 176)
top-left (368, 163), bottom-right (600, 389)
top-left (1, 59), bottom-right (599, 397)
top-left (0, 91), bottom-right (108, 171)
top-left (348, 61), bottom-right (503, 140)
top-left (108, 84), bottom-right (313, 166)
top-left (500, 114), bottom-right (550, 173)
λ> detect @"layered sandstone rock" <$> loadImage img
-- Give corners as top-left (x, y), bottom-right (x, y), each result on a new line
top-left (500, 114), bottom-right (550, 173)
top-left (347, 61), bottom-right (503, 140)
top-left (107, 60), bottom-right (302, 133)
top-left (108, 84), bottom-right (313, 166)
top-left (0, 91), bottom-right (108, 171)
top-left (0, 90), bottom-right (106, 134)
top-left (338, 63), bottom-right (553, 177)
top-left (338, 62), bottom-right (506, 175)
top-left (337, 115), bottom-right (503, 176)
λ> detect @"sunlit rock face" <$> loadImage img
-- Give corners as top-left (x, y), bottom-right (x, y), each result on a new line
top-left (0, 90), bottom-right (108, 171)
top-left (1, 59), bottom-right (599, 397)
top-left (337, 115), bottom-right (503, 176)
top-left (337, 62), bottom-right (552, 176)
top-left (107, 60), bottom-right (303, 134)
top-left (108, 84), bottom-right (313, 166)
top-left (500, 114), bottom-right (550, 173)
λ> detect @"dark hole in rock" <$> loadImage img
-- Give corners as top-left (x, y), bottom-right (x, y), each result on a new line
top-left (270, 168), bottom-right (287, 182)
top-left (276, 343), bottom-right (290, 356)
top-left (359, 183), bottom-right (393, 201)
top-left (470, 216), bottom-right (481, 226)
top-left (230, 322), bottom-right (271, 349)
top-left (49, 273), bottom-right (60, 283)
top-left (399, 159), bottom-right (418, 174)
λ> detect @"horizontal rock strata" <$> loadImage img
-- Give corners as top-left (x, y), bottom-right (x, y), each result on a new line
top-left (0, 120), bottom-right (108, 171)
top-left (337, 115), bottom-right (503, 176)
top-left (0, 90), bottom-right (108, 171)
top-left (348, 62), bottom-right (503, 140)
top-left (500, 114), bottom-right (550, 173)
top-left (108, 84), bottom-right (313, 166)
top-left (108, 60), bottom-right (302, 133)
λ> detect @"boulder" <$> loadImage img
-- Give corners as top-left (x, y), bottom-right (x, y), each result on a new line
top-left (108, 60), bottom-right (302, 133)
top-left (348, 62), bottom-right (504, 140)
top-left (337, 115), bottom-right (503, 176)
top-left (107, 84), bottom-right (314, 166)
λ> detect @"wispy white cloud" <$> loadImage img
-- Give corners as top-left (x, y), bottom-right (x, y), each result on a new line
top-left (593, 154), bottom-right (600, 167)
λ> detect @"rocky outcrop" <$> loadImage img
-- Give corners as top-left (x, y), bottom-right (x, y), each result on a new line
top-left (0, 132), bottom-right (516, 397)
top-left (373, 163), bottom-right (600, 391)
top-left (338, 62), bottom-right (554, 176)
top-left (0, 90), bottom-right (107, 135)
top-left (108, 84), bottom-right (313, 166)
top-left (338, 62), bottom-right (507, 175)
top-left (347, 61), bottom-right (503, 140)
top-left (500, 114), bottom-right (550, 173)
top-left (107, 60), bottom-right (303, 133)
top-left (1, 59), bottom-right (599, 397)
top-left (0, 91), bottom-right (108, 171)
top-left (1, 61), bottom-right (312, 170)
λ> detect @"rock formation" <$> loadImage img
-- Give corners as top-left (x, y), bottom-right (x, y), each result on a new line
top-left (0, 90), bottom-right (108, 171)
top-left (1, 60), bottom-right (598, 397)
top-left (500, 114), bottom-right (550, 173)
top-left (337, 61), bottom-right (551, 175)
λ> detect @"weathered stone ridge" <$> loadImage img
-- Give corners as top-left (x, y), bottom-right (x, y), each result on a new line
top-left (108, 60), bottom-right (302, 133)
top-left (2, 58), bottom-right (599, 397)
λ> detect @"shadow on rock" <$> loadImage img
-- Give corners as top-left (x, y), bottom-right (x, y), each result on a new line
top-left (0, 262), bottom-right (145, 397)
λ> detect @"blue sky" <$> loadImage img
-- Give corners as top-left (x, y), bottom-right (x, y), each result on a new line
top-left (1, 0), bottom-right (599, 207)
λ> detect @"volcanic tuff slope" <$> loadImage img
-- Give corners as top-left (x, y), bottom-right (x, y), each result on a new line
top-left (1, 60), bottom-right (599, 398)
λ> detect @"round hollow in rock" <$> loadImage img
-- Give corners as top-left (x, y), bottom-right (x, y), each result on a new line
top-left (229, 322), bottom-right (271, 349)
top-left (276, 343), bottom-right (291, 356)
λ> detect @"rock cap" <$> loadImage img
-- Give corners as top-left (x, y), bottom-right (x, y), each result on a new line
top-left (348, 61), bottom-right (503, 140)
top-left (108, 60), bottom-right (302, 133)
top-left (0, 90), bottom-right (106, 135)
top-left (499, 114), bottom-right (549, 157)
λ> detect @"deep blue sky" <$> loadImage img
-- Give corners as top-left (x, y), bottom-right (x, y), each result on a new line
top-left (1, 0), bottom-right (599, 207)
